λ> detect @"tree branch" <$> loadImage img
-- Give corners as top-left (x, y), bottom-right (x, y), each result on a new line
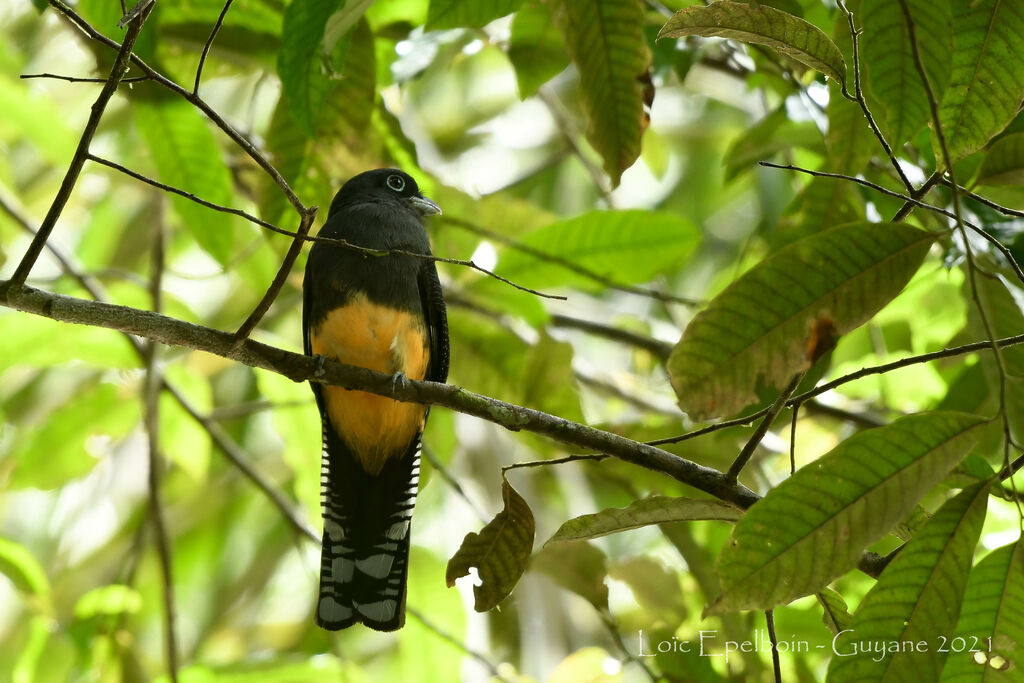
top-left (0, 280), bottom-right (759, 510)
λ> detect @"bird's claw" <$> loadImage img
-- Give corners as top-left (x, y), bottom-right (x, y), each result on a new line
top-left (391, 371), bottom-right (409, 393)
top-left (313, 354), bottom-right (327, 378)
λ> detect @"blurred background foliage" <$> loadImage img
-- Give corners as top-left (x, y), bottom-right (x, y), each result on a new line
top-left (0, 0), bottom-right (1022, 681)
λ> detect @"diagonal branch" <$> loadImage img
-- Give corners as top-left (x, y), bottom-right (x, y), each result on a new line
top-left (0, 280), bottom-right (760, 510)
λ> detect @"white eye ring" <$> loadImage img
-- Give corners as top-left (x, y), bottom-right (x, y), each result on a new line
top-left (386, 174), bottom-right (405, 192)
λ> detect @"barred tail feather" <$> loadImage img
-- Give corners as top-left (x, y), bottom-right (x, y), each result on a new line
top-left (316, 424), bottom-right (421, 631)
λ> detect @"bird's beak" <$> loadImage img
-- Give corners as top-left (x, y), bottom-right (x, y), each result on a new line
top-left (409, 194), bottom-right (442, 216)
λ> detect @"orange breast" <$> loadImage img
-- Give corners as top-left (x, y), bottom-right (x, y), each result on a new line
top-left (311, 293), bottom-right (430, 475)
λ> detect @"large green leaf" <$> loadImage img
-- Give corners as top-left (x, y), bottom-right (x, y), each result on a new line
top-left (425, 0), bottom-right (524, 30)
top-left (509, 0), bottom-right (570, 98)
top-left (134, 98), bottom-right (237, 265)
top-left (828, 483), bottom-right (990, 682)
top-left (937, 0), bottom-right (1024, 163)
top-left (492, 209), bottom-right (700, 291)
top-left (861, 0), bottom-right (952, 149)
top-left (446, 477), bottom-right (535, 612)
top-left (546, 496), bottom-right (742, 544)
top-left (940, 540), bottom-right (1024, 682)
top-left (668, 222), bottom-right (934, 419)
top-left (318, 18), bottom-right (376, 140)
top-left (977, 132), bottom-right (1024, 186)
top-left (278, 0), bottom-right (373, 136)
top-left (557, 0), bottom-right (651, 186)
top-left (658, 1), bottom-right (847, 90)
top-left (708, 412), bottom-right (985, 615)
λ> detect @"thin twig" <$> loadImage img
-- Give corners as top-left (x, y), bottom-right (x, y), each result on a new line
top-left (759, 161), bottom-right (1024, 290)
top-left (537, 87), bottom-right (615, 205)
top-left (421, 446), bottom-right (489, 524)
top-left (790, 401), bottom-right (799, 475)
top-left (891, 171), bottom-right (941, 222)
top-left (90, 154), bottom-right (564, 301)
top-left (598, 611), bottom-right (657, 682)
top-left (550, 313), bottom-right (674, 359)
top-left (193, 0), bottom-right (235, 95)
top-left (835, 0), bottom-right (915, 192)
top-left (9, 3), bottom-right (153, 288)
top-left (233, 206), bottom-right (317, 343)
top-left (765, 610), bottom-right (783, 683)
top-left (445, 216), bottom-right (699, 306)
top-left (955, 182), bottom-right (1024, 219)
top-left (727, 372), bottom-right (804, 481)
top-left (650, 332), bottom-right (1024, 448)
top-left (143, 197), bottom-right (179, 683)
top-left (502, 454), bottom-right (610, 472)
top-left (899, 0), bottom-right (1016, 480)
top-left (21, 72), bottom-right (150, 84)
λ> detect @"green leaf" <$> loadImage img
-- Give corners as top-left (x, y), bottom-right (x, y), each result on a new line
top-left (557, 0), bottom-right (652, 186)
top-left (828, 482), bottom-right (990, 682)
top-left (509, 0), bottom-right (570, 98)
top-left (708, 412), bottom-right (985, 615)
top-left (492, 209), bottom-right (701, 291)
top-left (446, 477), bottom-right (535, 612)
top-left (258, 100), bottom-right (311, 227)
top-left (426, 0), bottom-right (524, 30)
top-left (5, 382), bottom-right (141, 490)
top-left (817, 588), bottom-right (853, 635)
top-left (940, 540), bottom-right (1024, 682)
top-left (861, 0), bottom-right (952, 149)
top-left (826, 80), bottom-right (874, 176)
top-left (668, 222), bottom-right (935, 419)
top-left (0, 537), bottom-right (50, 600)
top-left (74, 585), bottom-right (143, 620)
top-left (777, 176), bottom-right (865, 244)
top-left (937, 0), bottom-right (1024, 163)
top-left (658, 1), bottom-right (847, 90)
top-left (159, 0), bottom-right (282, 36)
top-left (532, 541), bottom-right (609, 610)
top-left (546, 496), bottom-right (742, 544)
top-left (977, 133), bottom-right (1024, 186)
top-left (134, 98), bottom-right (237, 265)
top-left (319, 17), bottom-right (377, 140)
top-left (278, 0), bottom-right (373, 136)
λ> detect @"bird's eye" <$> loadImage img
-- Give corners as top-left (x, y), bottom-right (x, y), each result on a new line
top-left (386, 174), bottom-right (406, 192)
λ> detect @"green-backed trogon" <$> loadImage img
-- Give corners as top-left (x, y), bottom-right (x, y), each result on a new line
top-left (302, 169), bottom-right (448, 631)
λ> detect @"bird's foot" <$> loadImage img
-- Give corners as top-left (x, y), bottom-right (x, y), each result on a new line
top-left (391, 371), bottom-right (409, 394)
top-left (313, 354), bottom-right (327, 378)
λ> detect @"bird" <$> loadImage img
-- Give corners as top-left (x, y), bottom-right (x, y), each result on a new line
top-left (302, 168), bottom-right (448, 631)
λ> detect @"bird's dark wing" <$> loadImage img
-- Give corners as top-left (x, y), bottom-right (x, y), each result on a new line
top-left (419, 261), bottom-right (449, 384)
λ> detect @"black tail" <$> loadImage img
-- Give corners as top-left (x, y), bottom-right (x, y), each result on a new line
top-left (315, 424), bottom-right (421, 631)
